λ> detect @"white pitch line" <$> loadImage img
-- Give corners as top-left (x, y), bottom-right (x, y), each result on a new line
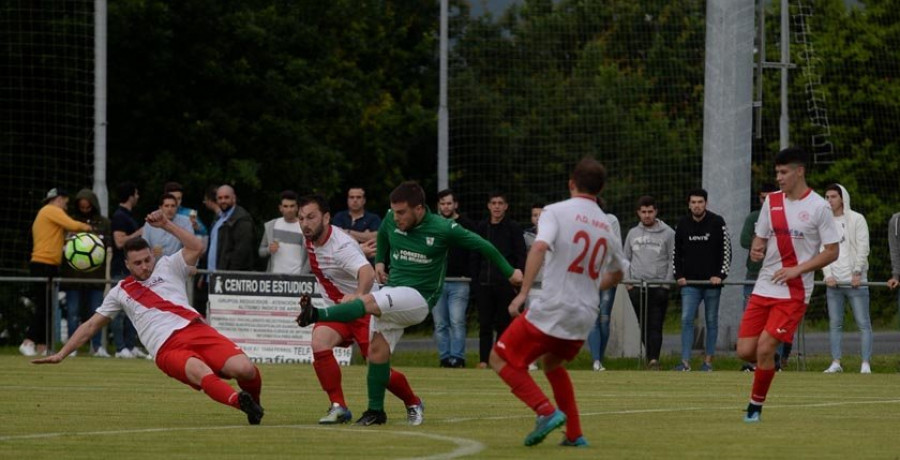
top-left (442, 398), bottom-right (900, 423)
top-left (0, 424), bottom-right (485, 460)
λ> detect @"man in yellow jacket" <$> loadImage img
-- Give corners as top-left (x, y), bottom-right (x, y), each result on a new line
top-left (19, 187), bottom-right (93, 356)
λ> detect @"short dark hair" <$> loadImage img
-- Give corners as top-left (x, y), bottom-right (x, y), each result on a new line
top-left (298, 194), bottom-right (330, 214)
top-left (687, 188), bottom-right (708, 202)
top-left (825, 183), bottom-right (842, 198)
top-left (205, 185), bottom-right (218, 202)
top-left (637, 195), bottom-right (656, 209)
top-left (774, 146), bottom-right (809, 169)
top-left (159, 193), bottom-right (177, 206)
top-left (531, 202), bottom-right (545, 210)
top-left (486, 191), bottom-right (507, 203)
top-left (571, 156), bottom-right (606, 195)
top-left (436, 188), bottom-right (455, 202)
top-left (116, 182), bottom-right (138, 204)
top-left (163, 181), bottom-right (183, 194)
top-left (123, 237), bottom-right (149, 256)
top-left (390, 181), bottom-right (426, 208)
top-left (280, 190), bottom-right (298, 202)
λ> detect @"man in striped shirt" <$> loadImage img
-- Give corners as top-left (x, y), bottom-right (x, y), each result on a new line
top-left (33, 209), bottom-right (265, 425)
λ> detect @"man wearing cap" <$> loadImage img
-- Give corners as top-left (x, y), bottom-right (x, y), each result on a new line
top-left (19, 187), bottom-right (93, 356)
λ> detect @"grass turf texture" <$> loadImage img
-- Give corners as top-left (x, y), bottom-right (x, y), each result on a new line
top-left (2, 353), bottom-right (899, 459)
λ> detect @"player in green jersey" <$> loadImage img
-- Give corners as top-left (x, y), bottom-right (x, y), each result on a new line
top-left (297, 181), bottom-right (523, 426)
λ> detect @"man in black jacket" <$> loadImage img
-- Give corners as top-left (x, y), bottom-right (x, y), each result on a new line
top-left (475, 192), bottom-right (527, 368)
top-left (209, 185), bottom-right (255, 272)
top-left (432, 189), bottom-right (479, 368)
top-left (673, 189), bottom-right (731, 371)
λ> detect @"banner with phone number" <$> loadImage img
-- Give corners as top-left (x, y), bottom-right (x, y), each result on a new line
top-left (207, 272), bottom-right (353, 365)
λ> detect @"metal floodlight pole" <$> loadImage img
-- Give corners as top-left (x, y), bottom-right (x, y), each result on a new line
top-left (779, 0), bottom-right (790, 149)
top-left (94, 0), bottom-right (109, 215)
top-left (437, 0), bottom-right (449, 192)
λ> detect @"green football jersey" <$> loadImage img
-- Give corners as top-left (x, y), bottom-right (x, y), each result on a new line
top-left (375, 209), bottom-right (515, 308)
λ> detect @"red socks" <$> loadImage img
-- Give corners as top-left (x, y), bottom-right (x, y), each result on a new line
top-left (546, 366), bottom-right (580, 441)
top-left (314, 350), bottom-right (345, 407)
top-left (751, 367), bottom-right (777, 405)
top-left (236, 365), bottom-right (262, 404)
top-left (498, 365), bottom-right (554, 416)
top-left (201, 374), bottom-right (239, 408)
top-left (387, 368), bottom-right (420, 406)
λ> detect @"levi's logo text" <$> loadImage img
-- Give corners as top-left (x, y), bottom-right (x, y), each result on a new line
top-left (688, 233), bottom-right (710, 241)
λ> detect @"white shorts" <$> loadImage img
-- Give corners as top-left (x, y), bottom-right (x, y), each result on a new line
top-left (370, 286), bottom-right (429, 351)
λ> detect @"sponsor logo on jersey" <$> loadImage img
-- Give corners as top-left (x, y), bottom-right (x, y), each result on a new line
top-left (776, 328), bottom-right (788, 334)
top-left (425, 237), bottom-right (434, 246)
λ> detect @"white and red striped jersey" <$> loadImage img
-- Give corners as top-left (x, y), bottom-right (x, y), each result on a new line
top-left (524, 196), bottom-right (628, 340)
top-left (306, 225), bottom-right (372, 305)
top-left (753, 190), bottom-right (840, 303)
top-left (96, 250), bottom-right (201, 355)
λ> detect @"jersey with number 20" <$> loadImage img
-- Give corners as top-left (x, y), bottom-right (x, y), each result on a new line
top-left (525, 196), bottom-right (627, 340)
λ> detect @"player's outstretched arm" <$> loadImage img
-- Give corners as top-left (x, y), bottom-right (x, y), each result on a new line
top-left (508, 241), bottom-right (548, 316)
top-left (32, 313), bottom-right (111, 364)
top-left (146, 210), bottom-right (204, 266)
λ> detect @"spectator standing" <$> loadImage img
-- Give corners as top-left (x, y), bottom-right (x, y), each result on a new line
top-left (141, 194), bottom-right (194, 257)
top-left (432, 189), bottom-right (478, 368)
top-left (164, 181), bottom-right (208, 243)
top-left (109, 182), bottom-right (147, 359)
top-left (822, 184), bottom-right (872, 374)
top-left (888, 212), bottom-right (900, 306)
top-left (332, 187), bottom-right (381, 259)
top-left (475, 192), bottom-right (527, 368)
top-left (194, 184), bottom-right (221, 316)
top-left (18, 187), bottom-right (93, 356)
top-left (61, 188), bottom-right (112, 357)
top-left (259, 190), bottom-right (309, 275)
top-left (209, 185), bottom-right (255, 272)
top-left (673, 188), bottom-right (732, 371)
top-left (623, 196), bottom-right (675, 370)
top-left (586, 198), bottom-right (621, 371)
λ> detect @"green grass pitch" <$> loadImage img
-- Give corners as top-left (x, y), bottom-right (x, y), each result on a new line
top-left (2, 354), bottom-right (899, 459)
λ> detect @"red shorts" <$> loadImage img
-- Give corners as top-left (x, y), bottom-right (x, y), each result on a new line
top-left (493, 315), bottom-right (584, 370)
top-left (155, 321), bottom-right (245, 390)
top-left (738, 295), bottom-right (807, 343)
top-left (314, 316), bottom-right (372, 357)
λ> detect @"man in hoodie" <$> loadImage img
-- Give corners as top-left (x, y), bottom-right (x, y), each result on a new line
top-left (821, 184), bottom-right (872, 374)
top-left (61, 189), bottom-right (112, 357)
top-left (672, 188), bottom-right (732, 371)
top-left (889, 212), bottom-right (900, 306)
top-left (475, 192), bottom-right (527, 368)
top-left (624, 196), bottom-right (675, 370)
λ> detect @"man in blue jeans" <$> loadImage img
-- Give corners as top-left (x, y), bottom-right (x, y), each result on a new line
top-left (672, 189), bottom-right (732, 371)
top-left (432, 189), bottom-right (478, 368)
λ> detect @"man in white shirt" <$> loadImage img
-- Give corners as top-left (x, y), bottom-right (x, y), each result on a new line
top-left (33, 209), bottom-right (265, 425)
top-left (737, 147), bottom-right (840, 423)
top-left (258, 190), bottom-right (309, 274)
top-left (296, 195), bottom-right (421, 425)
top-left (492, 157), bottom-right (626, 447)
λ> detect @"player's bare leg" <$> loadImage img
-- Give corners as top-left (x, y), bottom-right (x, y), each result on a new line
top-left (737, 332), bottom-right (780, 422)
top-left (185, 356), bottom-right (264, 425)
top-left (490, 349), bottom-right (566, 446)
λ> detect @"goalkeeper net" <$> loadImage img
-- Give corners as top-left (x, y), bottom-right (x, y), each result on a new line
top-left (0, 0), bottom-right (96, 273)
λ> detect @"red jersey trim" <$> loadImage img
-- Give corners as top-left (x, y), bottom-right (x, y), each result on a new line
top-left (768, 193), bottom-right (806, 302)
top-left (306, 228), bottom-right (345, 303)
top-left (121, 276), bottom-right (201, 322)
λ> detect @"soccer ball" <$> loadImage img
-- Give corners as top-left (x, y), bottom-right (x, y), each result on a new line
top-left (64, 232), bottom-right (106, 272)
